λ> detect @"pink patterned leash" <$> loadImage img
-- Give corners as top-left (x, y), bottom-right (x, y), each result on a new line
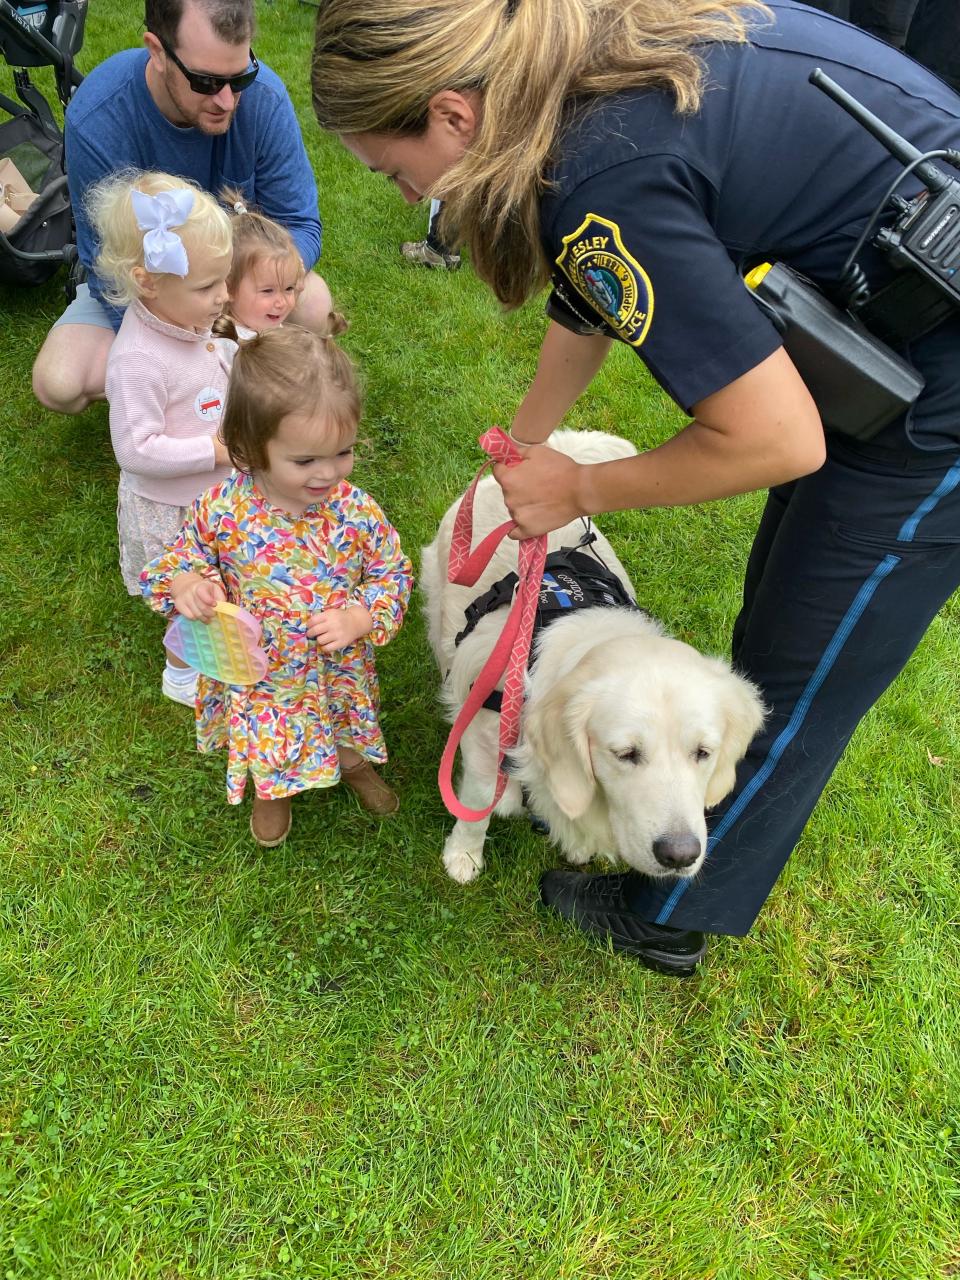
top-left (438, 427), bottom-right (547, 821)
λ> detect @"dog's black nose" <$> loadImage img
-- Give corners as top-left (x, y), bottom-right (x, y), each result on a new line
top-left (652, 833), bottom-right (702, 870)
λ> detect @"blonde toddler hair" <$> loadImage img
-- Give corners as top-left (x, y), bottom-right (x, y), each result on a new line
top-left (220, 187), bottom-right (306, 316)
top-left (87, 170), bottom-right (233, 307)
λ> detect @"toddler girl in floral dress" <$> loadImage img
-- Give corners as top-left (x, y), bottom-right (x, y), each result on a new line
top-left (140, 324), bottom-right (413, 846)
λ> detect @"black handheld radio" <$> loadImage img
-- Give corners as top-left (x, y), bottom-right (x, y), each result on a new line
top-left (809, 68), bottom-right (960, 346)
top-left (743, 70), bottom-right (960, 440)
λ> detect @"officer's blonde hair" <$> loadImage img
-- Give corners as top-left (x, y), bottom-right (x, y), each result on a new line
top-left (87, 170), bottom-right (232, 307)
top-left (312, 0), bottom-right (770, 309)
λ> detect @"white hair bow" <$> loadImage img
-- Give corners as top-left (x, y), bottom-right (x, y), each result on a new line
top-left (131, 188), bottom-right (195, 277)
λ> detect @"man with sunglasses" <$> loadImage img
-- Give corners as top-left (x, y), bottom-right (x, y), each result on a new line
top-left (33, 0), bottom-right (329, 415)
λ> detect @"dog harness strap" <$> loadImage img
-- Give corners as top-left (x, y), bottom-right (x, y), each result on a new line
top-left (455, 546), bottom-right (640, 648)
top-left (455, 572), bottom-right (520, 647)
top-left (457, 545), bottom-right (642, 717)
top-left (439, 427), bottom-right (548, 822)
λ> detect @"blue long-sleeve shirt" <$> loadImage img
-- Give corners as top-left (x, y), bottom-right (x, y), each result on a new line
top-left (65, 48), bottom-right (322, 328)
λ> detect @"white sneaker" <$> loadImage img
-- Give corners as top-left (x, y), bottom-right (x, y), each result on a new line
top-left (162, 667), bottom-right (199, 706)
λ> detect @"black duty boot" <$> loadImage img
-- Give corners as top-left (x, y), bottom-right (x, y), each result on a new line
top-left (539, 869), bottom-right (707, 977)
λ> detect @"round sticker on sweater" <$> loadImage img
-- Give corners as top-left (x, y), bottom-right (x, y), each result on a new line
top-left (194, 387), bottom-right (224, 421)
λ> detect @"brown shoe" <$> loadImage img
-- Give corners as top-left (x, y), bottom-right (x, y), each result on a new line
top-left (250, 795), bottom-right (292, 847)
top-left (340, 759), bottom-right (399, 815)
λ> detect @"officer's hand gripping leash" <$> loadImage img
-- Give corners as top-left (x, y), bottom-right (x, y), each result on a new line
top-left (438, 427), bottom-right (547, 822)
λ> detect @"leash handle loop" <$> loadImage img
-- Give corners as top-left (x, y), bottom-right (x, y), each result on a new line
top-left (439, 427), bottom-right (547, 822)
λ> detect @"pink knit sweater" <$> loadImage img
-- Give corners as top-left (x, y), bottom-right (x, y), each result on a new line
top-left (105, 300), bottom-right (236, 506)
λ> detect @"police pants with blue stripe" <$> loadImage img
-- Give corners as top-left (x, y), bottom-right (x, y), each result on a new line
top-left (625, 435), bottom-right (960, 936)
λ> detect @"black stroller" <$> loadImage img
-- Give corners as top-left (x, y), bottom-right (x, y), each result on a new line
top-left (0, 0), bottom-right (86, 287)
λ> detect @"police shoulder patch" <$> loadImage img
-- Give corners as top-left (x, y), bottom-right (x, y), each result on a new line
top-left (556, 213), bottom-right (654, 347)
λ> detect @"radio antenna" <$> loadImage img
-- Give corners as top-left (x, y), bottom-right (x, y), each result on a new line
top-left (809, 68), bottom-right (950, 193)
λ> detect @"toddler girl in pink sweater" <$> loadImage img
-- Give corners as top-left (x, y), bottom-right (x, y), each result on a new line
top-left (89, 171), bottom-right (236, 706)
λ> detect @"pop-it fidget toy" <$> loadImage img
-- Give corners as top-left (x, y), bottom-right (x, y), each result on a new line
top-left (164, 602), bottom-right (269, 685)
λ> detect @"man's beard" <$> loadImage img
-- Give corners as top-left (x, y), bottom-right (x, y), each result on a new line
top-left (165, 74), bottom-right (238, 134)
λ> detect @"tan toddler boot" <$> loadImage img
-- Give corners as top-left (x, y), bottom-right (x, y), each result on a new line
top-left (250, 795), bottom-right (292, 847)
top-left (340, 758), bottom-right (399, 815)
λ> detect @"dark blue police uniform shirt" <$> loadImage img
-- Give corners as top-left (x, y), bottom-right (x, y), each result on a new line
top-left (541, 0), bottom-right (960, 449)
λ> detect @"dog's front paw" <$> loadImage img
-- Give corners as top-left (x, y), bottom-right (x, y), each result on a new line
top-left (561, 843), bottom-right (594, 867)
top-left (442, 831), bottom-right (486, 884)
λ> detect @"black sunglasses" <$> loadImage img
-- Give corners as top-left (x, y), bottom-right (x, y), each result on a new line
top-left (157, 34), bottom-right (259, 95)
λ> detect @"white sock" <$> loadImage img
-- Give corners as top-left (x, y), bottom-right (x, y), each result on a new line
top-left (164, 661), bottom-right (196, 685)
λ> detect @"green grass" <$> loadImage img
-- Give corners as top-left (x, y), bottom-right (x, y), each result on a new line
top-left (2, 3), bottom-right (960, 1276)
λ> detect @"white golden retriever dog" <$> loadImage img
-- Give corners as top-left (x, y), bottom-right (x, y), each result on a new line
top-left (420, 430), bottom-right (766, 885)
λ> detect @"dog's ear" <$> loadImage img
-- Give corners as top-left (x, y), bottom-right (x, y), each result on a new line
top-left (705, 665), bottom-right (767, 808)
top-left (524, 671), bottom-right (596, 820)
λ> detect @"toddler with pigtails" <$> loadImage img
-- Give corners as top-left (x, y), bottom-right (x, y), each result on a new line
top-left (140, 325), bottom-right (413, 846)
top-left (90, 170), bottom-right (236, 706)
top-left (217, 189), bottom-right (308, 340)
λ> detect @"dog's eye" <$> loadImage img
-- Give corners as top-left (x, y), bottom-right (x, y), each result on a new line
top-left (694, 746), bottom-right (711, 762)
top-left (615, 747), bottom-right (642, 765)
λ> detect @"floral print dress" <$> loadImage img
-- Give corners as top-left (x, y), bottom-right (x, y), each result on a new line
top-left (141, 471), bottom-right (413, 803)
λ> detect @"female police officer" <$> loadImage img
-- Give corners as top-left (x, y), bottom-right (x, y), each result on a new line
top-left (311, 0), bottom-right (960, 975)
